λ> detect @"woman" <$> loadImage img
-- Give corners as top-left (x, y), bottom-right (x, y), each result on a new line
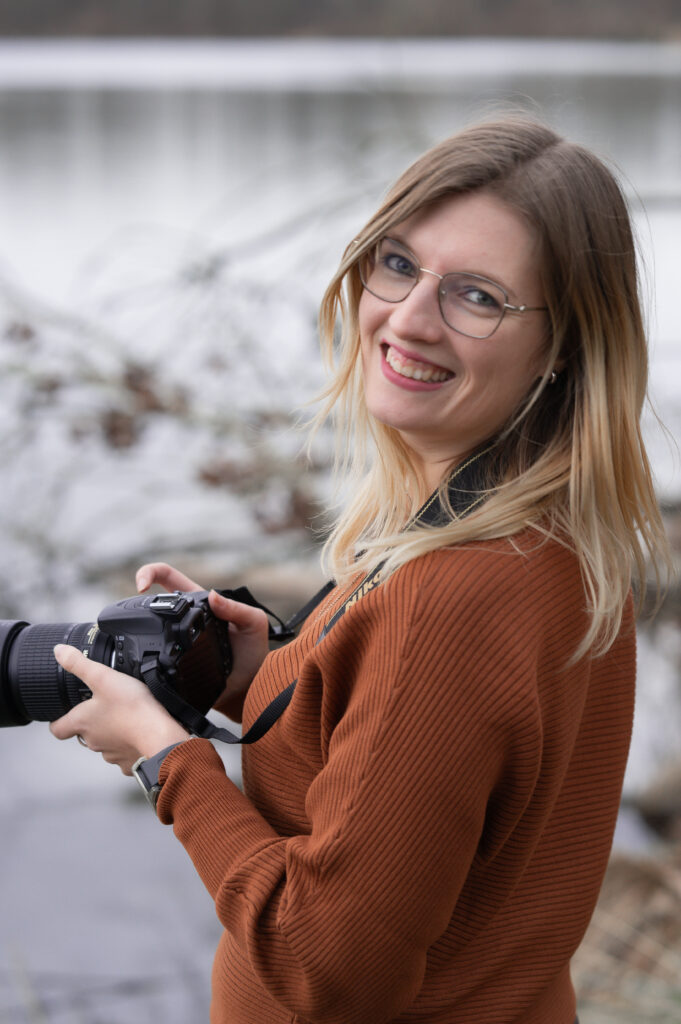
top-left (50, 117), bottom-right (669, 1024)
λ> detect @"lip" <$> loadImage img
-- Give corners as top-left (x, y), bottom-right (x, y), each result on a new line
top-left (379, 342), bottom-right (455, 392)
top-left (383, 340), bottom-right (453, 373)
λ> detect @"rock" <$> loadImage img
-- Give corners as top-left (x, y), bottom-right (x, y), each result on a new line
top-left (627, 757), bottom-right (681, 842)
top-left (572, 844), bottom-right (681, 1019)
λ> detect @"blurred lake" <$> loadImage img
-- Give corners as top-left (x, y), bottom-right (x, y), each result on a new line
top-left (0, 38), bottom-right (680, 1022)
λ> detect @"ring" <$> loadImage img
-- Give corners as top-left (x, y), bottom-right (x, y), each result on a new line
top-left (77, 735), bottom-right (88, 748)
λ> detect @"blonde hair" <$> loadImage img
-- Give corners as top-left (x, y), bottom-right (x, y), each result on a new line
top-left (314, 117), bottom-right (670, 657)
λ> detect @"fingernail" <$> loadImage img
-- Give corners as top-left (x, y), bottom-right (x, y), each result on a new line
top-left (137, 574), bottom-right (148, 591)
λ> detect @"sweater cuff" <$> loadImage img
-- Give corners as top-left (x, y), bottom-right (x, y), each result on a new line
top-left (156, 736), bottom-right (221, 795)
top-left (155, 737), bottom-right (279, 900)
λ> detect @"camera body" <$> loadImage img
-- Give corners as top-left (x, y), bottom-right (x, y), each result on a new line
top-left (0, 590), bottom-right (232, 728)
top-left (99, 589), bottom-right (230, 692)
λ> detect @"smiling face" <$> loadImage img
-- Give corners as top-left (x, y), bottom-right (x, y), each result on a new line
top-left (358, 191), bottom-right (550, 491)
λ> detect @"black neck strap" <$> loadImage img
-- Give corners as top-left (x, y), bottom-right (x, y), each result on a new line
top-left (178, 442), bottom-right (495, 746)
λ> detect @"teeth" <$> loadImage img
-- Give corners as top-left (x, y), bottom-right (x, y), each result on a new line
top-left (385, 345), bottom-right (453, 383)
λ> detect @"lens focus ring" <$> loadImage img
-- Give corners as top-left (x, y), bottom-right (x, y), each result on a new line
top-left (11, 623), bottom-right (91, 722)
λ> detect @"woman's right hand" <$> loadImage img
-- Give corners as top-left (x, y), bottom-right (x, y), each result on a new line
top-left (136, 562), bottom-right (270, 722)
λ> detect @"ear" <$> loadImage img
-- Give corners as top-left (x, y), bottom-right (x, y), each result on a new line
top-left (536, 361), bottom-right (564, 387)
top-left (542, 341), bottom-right (566, 381)
top-left (549, 357), bottom-right (568, 382)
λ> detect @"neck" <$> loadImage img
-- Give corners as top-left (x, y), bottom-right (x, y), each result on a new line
top-left (411, 440), bottom-right (498, 528)
top-left (413, 449), bottom-right (477, 499)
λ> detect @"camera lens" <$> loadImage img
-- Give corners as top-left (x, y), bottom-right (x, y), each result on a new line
top-left (0, 620), bottom-right (114, 727)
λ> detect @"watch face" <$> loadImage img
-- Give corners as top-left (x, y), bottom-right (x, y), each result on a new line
top-left (132, 756), bottom-right (157, 807)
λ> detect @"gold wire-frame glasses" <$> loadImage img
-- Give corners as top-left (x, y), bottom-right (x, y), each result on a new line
top-left (359, 236), bottom-right (548, 340)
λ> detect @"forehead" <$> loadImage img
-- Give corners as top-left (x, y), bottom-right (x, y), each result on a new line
top-left (391, 191), bottom-right (541, 292)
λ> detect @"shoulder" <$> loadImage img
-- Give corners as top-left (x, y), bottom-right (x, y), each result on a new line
top-left (383, 528), bottom-right (584, 628)
top-left (321, 528), bottom-right (588, 692)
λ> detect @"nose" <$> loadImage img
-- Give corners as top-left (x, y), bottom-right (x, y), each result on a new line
top-left (385, 275), bottom-right (445, 344)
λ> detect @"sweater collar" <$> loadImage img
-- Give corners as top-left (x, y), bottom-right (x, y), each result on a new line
top-left (413, 440), bottom-right (497, 529)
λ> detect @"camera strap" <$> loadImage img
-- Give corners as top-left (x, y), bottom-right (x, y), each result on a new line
top-left (155, 442), bottom-right (495, 747)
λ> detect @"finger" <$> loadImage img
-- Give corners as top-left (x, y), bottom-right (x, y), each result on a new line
top-left (49, 695), bottom-right (90, 741)
top-left (208, 591), bottom-right (268, 633)
top-left (53, 643), bottom-right (104, 687)
top-left (50, 713), bottom-right (84, 741)
top-left (53, 644), bottom-right (125, 709)
top-left (49, 646), bottom-right (101, 741)
top-left (136, 562), bottom-right (202, 594)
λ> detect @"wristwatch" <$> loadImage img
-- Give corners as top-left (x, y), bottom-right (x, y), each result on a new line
top-left (132, 742), bottom-right (185, 810)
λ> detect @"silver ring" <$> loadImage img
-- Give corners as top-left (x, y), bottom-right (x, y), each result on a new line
top-left (77, 735), bottom-right (88, 748)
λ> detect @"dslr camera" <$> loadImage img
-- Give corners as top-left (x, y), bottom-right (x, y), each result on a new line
top-left (0, 591), bottom-right (231, 728)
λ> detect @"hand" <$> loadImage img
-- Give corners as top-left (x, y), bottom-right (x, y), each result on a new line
top-left (136, 561), bottom-right (204, 596)
top-left (49, 645), bottom-right (190, 774)
top-left (136, 562), bottom-right (270, 720)
top-left (205, 590), bottom-right (270, 719)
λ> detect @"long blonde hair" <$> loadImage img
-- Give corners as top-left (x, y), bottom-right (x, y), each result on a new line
top-left (314, 117), bottom-right (670, 657)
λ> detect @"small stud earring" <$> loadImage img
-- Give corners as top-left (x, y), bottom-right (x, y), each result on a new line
top-left (550, 370), bottom-right (558, 384)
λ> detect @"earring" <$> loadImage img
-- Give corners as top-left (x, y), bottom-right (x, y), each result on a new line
top-left (550, 370), bottom-right (558, 384)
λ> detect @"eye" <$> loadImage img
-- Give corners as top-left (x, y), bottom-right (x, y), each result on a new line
top-left (378, 241), bottom-right (418, 280)
top-left (442, 274), bottom-right (505, 318)
top-left (461, 285), bottom-right (501, 310)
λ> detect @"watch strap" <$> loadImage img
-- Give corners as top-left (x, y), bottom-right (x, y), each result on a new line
top-left (132, 741), bottom-right (185, 810)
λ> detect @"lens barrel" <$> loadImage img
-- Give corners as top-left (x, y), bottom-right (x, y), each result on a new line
top-left (0, 620), bottom-right (114, 727)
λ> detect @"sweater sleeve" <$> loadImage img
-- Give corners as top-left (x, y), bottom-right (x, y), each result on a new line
top-left (157, 540), bottom-right (582, 1023)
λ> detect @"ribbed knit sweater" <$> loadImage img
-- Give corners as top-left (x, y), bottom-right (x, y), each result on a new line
top-left (157, 530), bottom-right (635, 1024)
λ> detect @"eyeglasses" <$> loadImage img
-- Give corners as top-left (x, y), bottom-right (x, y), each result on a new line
top-left (359, 237), bottom-right (547, 340)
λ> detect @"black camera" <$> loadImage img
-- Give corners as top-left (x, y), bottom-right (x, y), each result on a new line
top-left (0, 591), bottom-right (231, 728)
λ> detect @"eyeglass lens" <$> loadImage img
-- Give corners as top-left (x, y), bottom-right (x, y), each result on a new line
top-left (360, 237), bottom-right (508, 339)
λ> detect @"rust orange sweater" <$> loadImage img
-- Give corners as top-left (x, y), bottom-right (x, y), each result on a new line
top-left (158, 531), bottom-right (635, 1024)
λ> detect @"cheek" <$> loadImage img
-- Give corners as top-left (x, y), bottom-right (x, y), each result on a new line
top-left (492, 328), bottom-right (548, 387)
top-left (469, 342), bottom-right (543, 414)
top-left (358, 289), bottom-right (386, 340)
top-left (358, 330), bottom-right (372, 380)
top-left (500, 359), bottom-right (540, 405)
top-left (358, 296), bottom-right (382, 368)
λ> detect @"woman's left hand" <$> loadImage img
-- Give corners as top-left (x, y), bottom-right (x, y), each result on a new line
top-left (49, 644), bottom-right (190, 774)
